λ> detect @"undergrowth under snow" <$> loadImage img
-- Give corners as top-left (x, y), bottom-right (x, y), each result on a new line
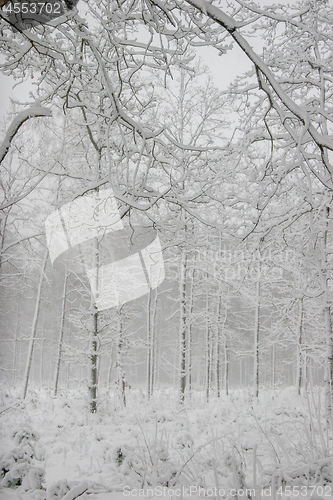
top-left (0, 386), bottom-right (332, 500)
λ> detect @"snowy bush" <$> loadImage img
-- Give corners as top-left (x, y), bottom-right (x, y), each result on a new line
top-left (12, 428), bottom-right (41, 446)
top-left (0, 447), bottom-right (29, 478)
top-left (108, 441), bottom-right (178, 487)
top-left (1, 462), bottom-right (31, 488)
top-left (265, 456), bottom-right (333, 490)
top-left (21, 466), bottom-right (45, 492)
top-left (46, 479), bottom-right (72, 500)
top-left (0, 426), bottom-right (45, 491)
top-left (110, 444), bottom-right (145, 477)
top-left (109, 444), bottom-right (134, 468)
top-left (46, 480), bottom-right (88, 500)
top-left (0, 387), bottom-right (331, 497)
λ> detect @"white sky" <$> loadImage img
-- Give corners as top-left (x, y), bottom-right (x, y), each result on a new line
top-left (0, 0), bottom-right (289, 123)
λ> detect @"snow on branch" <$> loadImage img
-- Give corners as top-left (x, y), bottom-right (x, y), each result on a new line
top-left (0, 106), bottom-right (52, 165)
top-left (185, 0), bottom-right (333, 156)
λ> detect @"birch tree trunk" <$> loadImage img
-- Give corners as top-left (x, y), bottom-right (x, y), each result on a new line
top-left (296, 298), bottom-right (304, 396)
top-left (147, 288), bottom-right (152, 399)
top-left (107, 352), bottom-right (114, 390)
top-left (324, 296), bottom-right (333, 416)
top-left (90, 304), bottom-right (98, 412)
top-left (216, 331), bottom-right (221, 398)
top-left (254, 279), bottom-right (260, 398)
top-left (54, 271), bottom-right (69, 396)
top-left (0, 212), bottom-right (8, 270)
top-left (271, 345), bottom-right (275, 389)
top-left (205, 281), bottom-right (211, 402)
top-left (150, 288), bottom-right (158, 396)
top-left (315, 36), bottom-right (333, 416)
top-left (188, 266), bottom-right (195, 397)
top-left (40, 330), bottom-right (45, 388)
top-left (216, 294), bottom-right (223, 398)
top-left (13, 301), bottom-right (20, 386)
top-left (318, 206), bottom-right (333, 417)
top-left (116, 309), bottom-right (126, 408)
top-left (323, 208), bottom-right (333, 416)
top-left (179, 251), bottom-right (187, 402)
top-left (89, 234), bottom-right (99, 413)
top-left (146, 287), bottom-right (158, 398)
top-left (22, 248), bottom-right (48, 399)
top-left (210, 338), bottom-right (215, 393)
top-left (224, 339), bottom-right (229, 396)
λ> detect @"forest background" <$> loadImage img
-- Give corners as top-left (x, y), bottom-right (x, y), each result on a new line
top-left (1, 0), bottom-right (333, 418)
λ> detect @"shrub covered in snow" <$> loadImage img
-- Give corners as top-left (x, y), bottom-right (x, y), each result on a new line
top-left (46, 480), bottom-right (88, 500)
top-left (0, 387), bottom-right (332, 497)
top-left (21, 466), bottom-right (45, 491)
top-left (12, 428), bottom-right (40, 446)
top-left (265, 457), bottom-right (333, 489)
top-left (108, 441), bottom-right (178, 487)
top-left (1, 447), bottom-right (28, 478)
top-left (1, 461), bottom-right (31, 488)
top-left (46, 479), bottom-right (72, 500)
top-left (0, 426), bottom-right (45, 491)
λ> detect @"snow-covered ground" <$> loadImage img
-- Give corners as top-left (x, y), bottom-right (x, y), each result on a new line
top-left (0, 386), bottom-right (332, 500)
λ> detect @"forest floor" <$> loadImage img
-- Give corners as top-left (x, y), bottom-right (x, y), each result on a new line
top-left (0, 386), bottom-right (332, 500)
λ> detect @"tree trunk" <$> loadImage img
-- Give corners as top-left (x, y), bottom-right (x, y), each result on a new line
top-left (116, 309), bottom-right (126, 408)
top-left (107, 353), bottom-right (114, 390)
top-left (216, 295), bottom-right (223, 398)
top-left (89, 233), bottom-right (99, 413)
top-left (315, 43), bottom-right (333, 415)
top-left (324, 303), bottom-right (333, 415)
top-left (254, 279), bottom-right (260, 398)
top-left (156, 305), bottom-right (162, 389)
top-left (216, 332), bottom-right (221, 398)
top-left (146, 287), bottom-right (158, 398)
top-left (179, 251), bottom-right (187, 402)
top-left (206, 282), bottom-right (210, 402)
top-left (13, 300), bottom-right (21, 386)
top-left (90, 305), bottom-right (98, 413)
top-left (271, 345), bottom-right (275, 389)
top-left (296, 298), bottom-right (303, 396)
top-left (22, 248), bottom-right (48, 399)
top-left (40, 333), bottom-right (45, 388)
top-left (322, 207), bottom-right (333, 416)
top-left (0, 212), bottom-right (8, 270)
top-left (66, 363), bottom-right (69, 389)
top-left (188, 267), bottom-right (195, 397)
top-left (54, 272), bottom-right (69, 396)
top-left (147, 288), bottom-right (152, 399)
top-left (151, 288), bottom-right (158, 396)
top-left (224, 339), bottom-right (229, 396)
top-left (210, 340), bottom-right (214, 391)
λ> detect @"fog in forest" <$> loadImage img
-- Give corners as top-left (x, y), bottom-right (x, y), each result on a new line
top-left (0, 0), bottom-right (332, 499)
